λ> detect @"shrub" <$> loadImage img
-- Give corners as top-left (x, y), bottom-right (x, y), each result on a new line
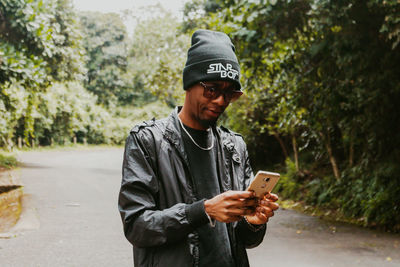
top-left (0, 153), bottom-right (17, 169)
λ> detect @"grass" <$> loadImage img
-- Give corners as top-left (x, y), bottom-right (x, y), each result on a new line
top-left (279, 198), bottom-right (369, 228)
top-left (0, 153), bottom-right (18, 169)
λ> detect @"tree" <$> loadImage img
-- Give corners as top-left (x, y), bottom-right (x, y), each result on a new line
top-left (129, 6), bottom-right (190, 107)
top-left (192, 0), bottom-right (400, 229)
top-left (0, 0), bottom-right (85, 146)
top-left (78, 11), bottom-right (129, 106)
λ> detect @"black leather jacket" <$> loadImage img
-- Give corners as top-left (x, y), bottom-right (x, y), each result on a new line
top-left (118, 107), bottom-right (266, 267)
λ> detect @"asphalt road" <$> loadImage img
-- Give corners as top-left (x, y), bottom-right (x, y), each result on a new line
top-left (0, 148), bottom-right (399, 267)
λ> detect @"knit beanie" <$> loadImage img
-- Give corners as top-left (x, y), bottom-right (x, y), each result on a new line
top-left (183, 29), bottom-right (241, 90)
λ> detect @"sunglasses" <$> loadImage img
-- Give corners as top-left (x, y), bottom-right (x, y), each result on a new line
top-left (199, 82), bottom-right (243, 103)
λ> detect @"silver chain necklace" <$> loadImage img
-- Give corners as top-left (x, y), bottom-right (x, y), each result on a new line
top-left (178, 116), bottom-right (214, 151)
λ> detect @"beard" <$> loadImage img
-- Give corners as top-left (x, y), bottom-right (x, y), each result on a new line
top-left (197, 105), bottom-right (225, 129)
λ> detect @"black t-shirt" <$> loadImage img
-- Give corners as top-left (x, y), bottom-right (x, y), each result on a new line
top-left (181, 123), bottom-right (235, 267)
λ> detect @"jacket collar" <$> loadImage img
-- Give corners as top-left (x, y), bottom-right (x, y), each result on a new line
top-left (164, 106), bottom-right (189, 164)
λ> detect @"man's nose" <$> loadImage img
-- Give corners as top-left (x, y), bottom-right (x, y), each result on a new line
top-left (212, 93), bottom-right (229, 106)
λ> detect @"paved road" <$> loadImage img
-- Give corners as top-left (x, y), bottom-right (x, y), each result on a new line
top-left (0, 148), bottom-right (399, 266)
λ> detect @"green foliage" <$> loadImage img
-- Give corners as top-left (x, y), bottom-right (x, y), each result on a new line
top-left (129, 8), bottom-right (190, 107)
top-left (336, 161), bottom-right (400, 230)
top-left (0, 0), bottom-right (183, 151)
top-left (0, 79), bottom-right (28, 147)
top-left (277, 158), bottom-right (400, 230)
top-left (196, 0), bottom-right (400, 230)
top-left (20, 83), bottom-right (173, 146)
top-left (181, 0), bottom-right (221, 33)
top-left (77, 7), bottom-right (189, 107)
top-left (274, 158), bottom-right (300, 198)
top-left (2, 0), bottom-right (396, 231)
top-left (114, 101), bottom-right (173, 124)
top-left (78, 11), bottom-right (129, 106)
top-left (0, 152), bottom-right (17, 169)
top-left (0, 0), bottom-right (86, 146)
top-left (97, 101), bottom-right (173, 145)
top-left (0, 0), bottom-right (85, 86)
top-left (34, 81), bottom-right (111, 145)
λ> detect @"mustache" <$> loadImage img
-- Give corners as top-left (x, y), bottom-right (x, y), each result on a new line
top-left (207, 106), bottom-right (225, 113)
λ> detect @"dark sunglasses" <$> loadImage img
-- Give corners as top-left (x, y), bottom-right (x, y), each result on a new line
top-left (199, 82), bottom-right (243, 103)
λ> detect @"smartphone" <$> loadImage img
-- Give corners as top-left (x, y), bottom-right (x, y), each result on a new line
top-left (247, 171), bottom-right (280, 198)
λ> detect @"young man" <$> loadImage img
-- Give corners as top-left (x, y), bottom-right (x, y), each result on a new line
top-left (118, 29), bottom-right (279, 267)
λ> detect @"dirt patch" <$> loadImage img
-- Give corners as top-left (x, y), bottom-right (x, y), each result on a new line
top-left (0, 186), bottom-right (23, 232)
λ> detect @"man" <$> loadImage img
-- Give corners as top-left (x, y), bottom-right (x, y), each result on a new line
top-left (118, 29), bottom-right (279, 267)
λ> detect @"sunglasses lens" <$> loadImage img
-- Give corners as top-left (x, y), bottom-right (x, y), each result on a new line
top-left (203, 87), bottom-right (218, 99)
top-left (201, 82), bottom-right (243, 102)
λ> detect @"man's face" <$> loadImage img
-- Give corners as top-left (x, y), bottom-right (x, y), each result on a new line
top-left (185, 80), bottom-right (238, 128)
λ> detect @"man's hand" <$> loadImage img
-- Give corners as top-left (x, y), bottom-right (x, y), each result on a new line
top-left (204, 191), bottom-right (258, 223)
top-left (245, 193), bottom-right (279, 225)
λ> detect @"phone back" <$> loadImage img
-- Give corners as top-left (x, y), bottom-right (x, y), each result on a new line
top-left (247, 171), bottom-right (280, 198)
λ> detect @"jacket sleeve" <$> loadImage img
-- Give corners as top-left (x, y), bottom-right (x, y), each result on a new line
top-left (118, 131), bottom-right (209, 248)
top-left (235, 138), bottom-right (267, 248)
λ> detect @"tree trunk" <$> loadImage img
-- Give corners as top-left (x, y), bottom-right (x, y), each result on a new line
top-left (320, 131), bottom-right (340, 180)
top-left (273, 133), bottom-right (288, 159)
top-left (349, 130), bottom-right (354, 167)
top-left (292, 135), bottom-right (299, 171)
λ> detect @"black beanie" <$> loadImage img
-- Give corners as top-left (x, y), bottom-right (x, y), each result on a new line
top-left (183, 29), bottom-right (241, 90)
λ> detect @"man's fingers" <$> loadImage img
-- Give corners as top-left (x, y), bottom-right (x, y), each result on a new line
top-left (260, 199), bottom-right (279, 211)
top-left (205, 191), bottom-right (261, 223)
top-left (242, 198), bottom-right (258, 207)
top-left (224, 190), bottom-right (255, 200)
top-left (227, 207), bottom-right (255, 216)
top-left (257, 206), bottom-right (274, 217)
top-left (256, 211), bottom-right (269, 222)
top-left (256, 205), bottom-right (270, 214)
top-left (264, 193), bottom-right (279, 202)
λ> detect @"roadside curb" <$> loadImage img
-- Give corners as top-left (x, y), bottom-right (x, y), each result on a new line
top-left (0, 193), bottom-right (40, 238)
top-left (0, 169), bottom-right (23, 233)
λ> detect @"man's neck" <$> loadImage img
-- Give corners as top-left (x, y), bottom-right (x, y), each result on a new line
top-left (178, 108), bottom-right (208, 131)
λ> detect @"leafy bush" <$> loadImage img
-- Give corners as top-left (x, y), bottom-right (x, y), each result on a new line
top-left (194, 0), bottom-right (400, 231)
top-left (275, 158), bottom-right (300, 199)
top-left (277, 158), bottom-right (400, 231)
top-left (0, 153), bottom-right (17, 169)
top-left (336, 161), bottom-right (400, 230)
top-left (1, 80), bottom-right (174, 148)
top-left (34, 82), bottom-right (110, 144)
top-left (0, 1), bottom-right (178, 150)
top-left (0, 0), bottom-right (85, 146)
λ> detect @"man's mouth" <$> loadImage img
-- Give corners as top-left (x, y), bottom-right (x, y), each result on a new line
top-left (206, 108), bottom-right (223, 116)
top-left (209, 109), bottom-right (222, 114)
